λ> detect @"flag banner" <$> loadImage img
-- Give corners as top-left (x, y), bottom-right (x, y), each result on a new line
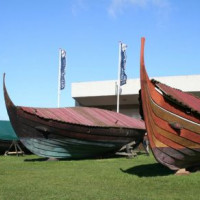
top-left (120, 43), bottom-right (127, 86)
top-left (60, 49), bottom-right (66, 90)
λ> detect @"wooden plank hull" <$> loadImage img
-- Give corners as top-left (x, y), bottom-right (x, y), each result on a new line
top-left (21, 138), bottom-right (123, 159)
top-left (3, 75), bottom-right (145, 159)
top-left (12, 114), bottom-right (142, 159)
top-left (140, 37), bottom-right (200, 170)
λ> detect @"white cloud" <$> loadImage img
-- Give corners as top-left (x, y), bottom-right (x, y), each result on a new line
top-left (71, 0), bottom-right (88, 16)
top-left (108, 0), bottom-right (170, 17)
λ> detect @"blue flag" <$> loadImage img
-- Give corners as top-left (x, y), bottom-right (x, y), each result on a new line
top-left (60, 50), bottom-right (66, 90)
top-left (120, 43), bottom-right (127, 86)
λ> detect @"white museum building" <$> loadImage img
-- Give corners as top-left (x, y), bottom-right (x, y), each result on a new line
top-left (71, 75), bottom-right (200, 119)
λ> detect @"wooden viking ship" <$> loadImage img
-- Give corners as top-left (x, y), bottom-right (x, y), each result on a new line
top-left (140, 37), bottom-right (200, 172)
top-left (3, 74), bottom-right (146, 159)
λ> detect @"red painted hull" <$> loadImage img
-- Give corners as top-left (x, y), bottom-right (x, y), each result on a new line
top-left (140, 37), bottom-right (200, 170)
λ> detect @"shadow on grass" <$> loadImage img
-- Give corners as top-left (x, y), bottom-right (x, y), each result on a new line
top-left (24, 157), bottom-right (49, 162)
top-left (24, 157), bottom-right (85, 162)
top-left (23, 154), bottom-right (120, 162)
top-left (120, 163), bottom-right (174, 177)
top-left (23, 157), bottom-right (102, 162)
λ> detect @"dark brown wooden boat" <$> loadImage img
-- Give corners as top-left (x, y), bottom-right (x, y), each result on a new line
top-left (140, 37), bottom-right (200, 171)
top-left (3, 74), bottom-right (146, 159)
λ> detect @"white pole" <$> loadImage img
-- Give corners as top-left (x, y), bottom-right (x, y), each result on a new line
top-left (57, 49), bottom-right (61, 108)
top-left (117, 42), bottom-right (121, 113)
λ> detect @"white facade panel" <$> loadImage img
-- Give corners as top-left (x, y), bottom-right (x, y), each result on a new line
top-left (71, 75), bottom-right (200, 117)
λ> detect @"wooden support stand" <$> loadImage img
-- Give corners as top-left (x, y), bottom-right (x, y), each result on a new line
top-left (115, 141), bottom-right (137, 158)
top-left (4, 140), bottom-right (24, 156)
top-left (175, 168), bottom-right (190, 176)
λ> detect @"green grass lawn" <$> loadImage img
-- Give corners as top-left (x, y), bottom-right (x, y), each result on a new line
top-left (0, 153), bottom-right (200, 200)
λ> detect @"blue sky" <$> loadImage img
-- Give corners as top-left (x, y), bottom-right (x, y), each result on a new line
top-left (0, 0), bottom-right (200, 120)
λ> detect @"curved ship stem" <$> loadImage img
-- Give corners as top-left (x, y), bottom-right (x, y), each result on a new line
top-left (140, 37), bottom-right (200, 171)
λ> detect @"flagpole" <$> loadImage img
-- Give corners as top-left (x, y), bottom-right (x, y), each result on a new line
top-left (57, 48), bottom-right (61, 108)
top-left (117, 42), bottom-right (122, 113)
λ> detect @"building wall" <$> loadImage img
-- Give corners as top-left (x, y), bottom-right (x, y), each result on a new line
top-left (72, 75), bottom-right (200, 118)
